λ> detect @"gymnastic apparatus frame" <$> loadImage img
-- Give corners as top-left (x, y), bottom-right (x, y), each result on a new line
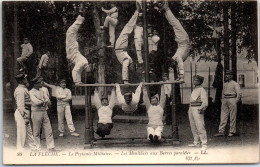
top-left (81, 81), bottom-right (183, 148)
top-left (81, 0), bottom-right (182, 148)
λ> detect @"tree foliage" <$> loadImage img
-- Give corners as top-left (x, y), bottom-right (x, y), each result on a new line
top-left (2, 1), bottom-right (258, 85)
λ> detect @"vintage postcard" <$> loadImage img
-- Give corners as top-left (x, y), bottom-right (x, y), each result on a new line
top-left (2, 0), bottom-right (259, 165)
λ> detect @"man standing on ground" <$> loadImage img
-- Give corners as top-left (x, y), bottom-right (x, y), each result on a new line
top-left (29, 77), bottom-right (60, 151)
top-left (188, 75), bottom-right (208, 152)
top-left (214, 70), bottom-right (241, 137)
top-left (56, 79), bottom-right (79, 137)
top-left (14, 73), bottom-right (39, 151)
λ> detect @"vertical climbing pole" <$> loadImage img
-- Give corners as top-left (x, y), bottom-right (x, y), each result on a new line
top-left (84, 87), bottom-right (91, 148)
top-left (142, 0), bottom-right (149, 82)
top-left (171, 83), bottom-right (179, 144)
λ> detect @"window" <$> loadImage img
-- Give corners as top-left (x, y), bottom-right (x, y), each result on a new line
top-left (238, 74), bottom-right (245, 88)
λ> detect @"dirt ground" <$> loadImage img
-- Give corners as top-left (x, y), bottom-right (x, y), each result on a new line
top-left (3, 104), bottom-right (259, 150)
top-left (2, 104), bottom-right (259, 164)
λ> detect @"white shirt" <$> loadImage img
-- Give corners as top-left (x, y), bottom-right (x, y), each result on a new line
top-left (14, 84), bottom-right (31, 111)
top-left (116, 84), bottom-right (142, 112)
top-left (98, 106), bottom-right (113, 124)
top-left (190, 86), bottom-right (208, 110)
top-left (147, 105), bottom-right (164, 126)
top-left (40, 87), bottom-right (50, 110)
top-left (223, 80), bottom-right (241, 100)
top-left (21, 43), bottom-right (33, 58)
top-left (103, 7), bottom-right (118, 19)
top-left (38, 54), bottom-right (49, 69)
top-left (56, 87), bottom-right (72, 106)
top-left (143, 86), bottom-right (166, 127)
top-left (29, 88), bottom-right (46, 112)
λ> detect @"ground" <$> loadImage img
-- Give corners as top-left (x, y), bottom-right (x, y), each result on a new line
top-left (2, 104), bottom-right (259, 164)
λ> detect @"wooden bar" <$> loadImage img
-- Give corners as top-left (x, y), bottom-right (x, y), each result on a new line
top-left (92, 138), bottom-right (177, 147)
top-left (113, 48), bottom-right (144, 51)
top-left (171, 83), bottom-right (179, 142)
top-left (76, 81), bottom-right (184, 87)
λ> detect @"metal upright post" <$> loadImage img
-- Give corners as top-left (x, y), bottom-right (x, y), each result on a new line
top-left (88, 87), bottom-right (94, 141)
top-left (171, 83), bottom-right (179, 143)
top-left (84, 87), bottom-right (91, 148)
top-left (190, 62), bottom-right (193, 92)
top-left (142, 0), bottom-right (149, 82)
top-left (163, 19), bottom-right (167, 73)
top-left (208, 67), bottom-right (211, 102)
top-left (223, 2), bottom-right (230, 73)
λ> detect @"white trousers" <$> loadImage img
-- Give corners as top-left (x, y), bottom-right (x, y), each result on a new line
top-left (188, 106), bottom-right (207, 146)
top-left (31, 111), bottom-right (55, 150)
top-left (104, 16), bottom-right (118, 46)
top-left (134, 25), bottom-right (144, 64)
top-left (165, 9), bottom-right (190, 76)
top-left (66, 15), bottom-right (89, 83)
top-left (115, 11), bottom-right (138, 81)
top-left (57, 105), bottom-right (76, 133)
top-left (72, 56), bottom-right (90, 83)
top-left (14, 110), bottom-right (38, 151)
top-left (218, 98), bottom-right (237, 134)
top-left (147, 126), bottom-right (164, 140)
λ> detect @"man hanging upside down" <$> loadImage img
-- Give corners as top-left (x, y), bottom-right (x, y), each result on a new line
top-left (94, 87), bottom-right (116, 138)
top-left (143, 84), bottom-right (166, 143)
top-left (66, 4), bottom-right (92, 86)
top-left (115, 82), bottom-right (143, 113)
top-left (115, 1), bottom-right (141, 84)
top-left (157, 0), bottom-right (190, 81)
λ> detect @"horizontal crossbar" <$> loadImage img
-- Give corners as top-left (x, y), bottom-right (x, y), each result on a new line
top-left (91, 138), bottom-right (180, 148)
top-left (76, 81), bottom-right (184, 87)
top-left (94, 46), bottom-right (150, 52)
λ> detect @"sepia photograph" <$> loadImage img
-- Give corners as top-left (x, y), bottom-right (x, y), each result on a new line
top-left (2, 0), bottom-right (259, 165)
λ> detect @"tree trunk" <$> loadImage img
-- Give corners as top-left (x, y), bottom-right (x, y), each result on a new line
top-left (13, 3), bottom-right (19, 107)
top-left (231, 3), bottom-right (237, 81)
top-left (92, 3), bottom-right (105, 96)
top-left (223, 2), bottom-right (230, 74)
top-left (13, 4), bottom-right (19, 84)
